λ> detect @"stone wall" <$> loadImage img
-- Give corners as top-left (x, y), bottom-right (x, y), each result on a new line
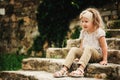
top-left (0, 0), bottom-right (119, 55)
top-left (0, 0), bottom-right (41, 54)
top-left (99, 2), bottom-right (120, 23)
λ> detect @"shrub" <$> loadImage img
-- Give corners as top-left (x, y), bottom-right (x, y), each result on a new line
top-left (0, 53), bottom-right (28, 71)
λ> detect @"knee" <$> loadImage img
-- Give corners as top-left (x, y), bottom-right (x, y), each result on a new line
top-left (70, 47), bottom-right (78, 52)
top-left (84, 46), bottom-right (93, 51)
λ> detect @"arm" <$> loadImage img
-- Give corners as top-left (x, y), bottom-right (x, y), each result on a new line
top-left (79, 39), bottom-right (83, 49)
top-left (99, 36), bottom-right (108, 65)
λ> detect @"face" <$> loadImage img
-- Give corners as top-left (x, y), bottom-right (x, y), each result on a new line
top-left (80, 17), bottom-right (94, 33)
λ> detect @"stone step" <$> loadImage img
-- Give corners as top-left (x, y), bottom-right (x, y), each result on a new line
top-left (65, 38), bottom-right (120, 50)
top-left (107, 49), bottom-right (120, 64)
top-left (106, 29), bottom-right (120, 31)
top-left (106, 38), bottom-right (120, 50)
top-left (46, 48), bottom-right (120, 64)
top-left (106, 29), bottom-right (120, 38)
top-left (22, 58), bottom-right (64, 73)
top-left (107, 20), bottom-right (120, 29)
top-left (22, 58), bottom-right (120, 79)
top-left (0, 71), bottom-right (103, 80)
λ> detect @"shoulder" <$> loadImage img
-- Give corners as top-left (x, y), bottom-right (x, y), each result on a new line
top-left (96, 28), bottom-right (106, 38)
top-left (80, 30), bottom-right (87, 34)
top-left (97, 28), bottom-right (105, 33)
top-left (96, 28), bottom-right (105, 35)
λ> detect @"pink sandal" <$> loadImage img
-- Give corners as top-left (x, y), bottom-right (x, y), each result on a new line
top-left (69, 68), bottom-right (84, 77)
top-left (53, 68), bottom-right (68, 78)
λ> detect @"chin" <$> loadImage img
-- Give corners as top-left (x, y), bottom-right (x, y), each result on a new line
top-left (83, 29), bottom-right (88, 31)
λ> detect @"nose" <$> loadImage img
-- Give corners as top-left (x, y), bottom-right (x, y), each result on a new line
top-left (81, 22), bottom-right (85, 26)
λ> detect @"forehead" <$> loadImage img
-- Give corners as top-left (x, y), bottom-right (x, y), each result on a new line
top-left (80, 17), bottom-right (91, 21)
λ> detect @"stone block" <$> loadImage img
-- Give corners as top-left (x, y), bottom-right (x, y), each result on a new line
top-left (46, 48), bottom-right (62, 58)
top-left (22, 58), bottom-right (120, 79)
top-left (108, 50), bottom-right (120, 64)
top-left (66, 38), bottom-right (120, 50)
top-left (106, 29), bottom-right (120, 38)
top-left (46, 48), bottom-right (70, 58)
top-left (61, 48), bottom-right (70, 58)
top-left (0, 72), bottom-right (36, 80)
top-left (66, 39), bottom-right (81, 48)
top-left (46, 47), bottom-right (120, 64)
top-left (22, 58), bottom-right (64, 73)
top-left (107, 20), bottom-right (120, 29)
top-left (0, 71), bottom-right (103, 80)
top-left (86, 63), bottom-right (120, 79)
top-left (107, 38), bottom-right (120, 50)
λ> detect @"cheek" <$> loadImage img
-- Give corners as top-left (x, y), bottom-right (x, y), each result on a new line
top-left (88, 22), bottom-right (94, 27)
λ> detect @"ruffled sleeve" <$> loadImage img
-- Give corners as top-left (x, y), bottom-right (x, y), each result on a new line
top-left (96, 28), bottom-right (106, 39)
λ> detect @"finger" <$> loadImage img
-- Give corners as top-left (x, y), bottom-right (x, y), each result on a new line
top-left (104, 63), bottom-right (107, 65)
top-left (102, 63), bottom-right (107, 65)
top-left (99, 62), bottom-right (102, 65)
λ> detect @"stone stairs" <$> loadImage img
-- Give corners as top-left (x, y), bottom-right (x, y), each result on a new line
top-left (105, 29), bottom-right (120, 38)
top-left (1, 58), bottom-right (119, 80)
top-left (21, 58), bottom-right (120, 78)
top-left (0, 71), bottom-right (103, 80)
top-left (106, 38), bottom-right (120, 50)
top-left (0, 20), bottom-right (120, 80)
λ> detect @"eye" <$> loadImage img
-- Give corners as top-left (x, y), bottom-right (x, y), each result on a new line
top-left (85, 21), bottom-right (88, 23)
top-left (81, 21), bottom-right (84, 23)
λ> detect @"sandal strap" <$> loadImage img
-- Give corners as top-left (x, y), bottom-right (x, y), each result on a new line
top-left (57, 71), bottom-right (62, 76)
top-left (69, 68), bottom-right (84, 77)
top-left (61, 68), bottom-right (68, 76)
top-left (54, 68), bottom-right (68, 77)
top-left (54, 71), bottom-right (62, 77)
top-left (61, 68), bottom-right (67, 72)
top-left (77, 68), bottom-right (84, 74)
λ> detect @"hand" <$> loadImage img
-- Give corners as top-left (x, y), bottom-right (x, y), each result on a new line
top-left (99, 60), bottom-right (107, 65)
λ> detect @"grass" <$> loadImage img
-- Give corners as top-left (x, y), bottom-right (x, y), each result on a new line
top-left (0, 53), bottom-right (28, 71)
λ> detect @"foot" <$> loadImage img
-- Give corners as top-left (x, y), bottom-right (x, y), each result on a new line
top-left (53, 68), bottom-right (68, 78)
top-left (74, 58), bottom-right (79, 62)
top-left (69, 68), bottom-right (84, 77)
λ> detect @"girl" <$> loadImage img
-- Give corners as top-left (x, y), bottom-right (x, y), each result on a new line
top-left (53, 8), bottom-right (108, 78)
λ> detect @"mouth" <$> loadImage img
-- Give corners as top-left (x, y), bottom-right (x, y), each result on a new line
top-left (84, 26), bottom-right (88, 29)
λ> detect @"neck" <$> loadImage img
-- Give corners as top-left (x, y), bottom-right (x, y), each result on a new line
top-left (87, 27), bottom-right (97, 34)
